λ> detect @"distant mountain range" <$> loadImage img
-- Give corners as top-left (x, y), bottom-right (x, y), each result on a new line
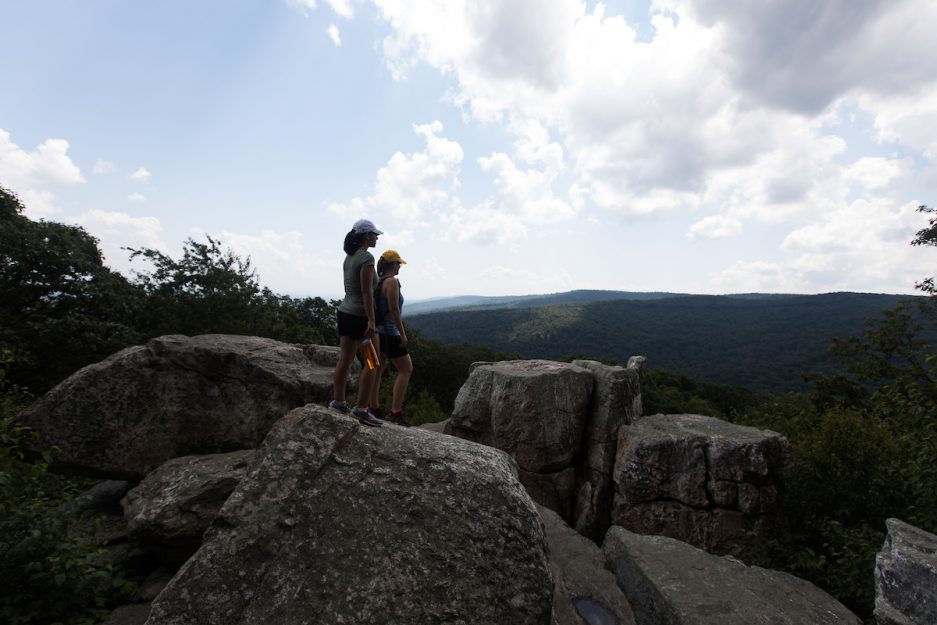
top-left (406, 290), bottom-right (924, 393)
top-left (406, 290), bottom-right (684, 315)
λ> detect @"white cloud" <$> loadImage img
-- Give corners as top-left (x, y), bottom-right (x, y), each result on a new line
top-left (215, 229), bottom-right (339, 295)
top-left (478, 151), bottom-right (575, 224)
top-left (860, 86), bottom-right (937, 159)
top-left (128, 193), bottom-right (146, 202)
top-left (326, 0), bottom-right (353, 19)
top-left (369, 1), bottom-right (935, 229)
top-left (329, 120), bottom-right (463, 223)
top-left (130, 166), bottom-right (151, 182)
top-left (72, 210), bottom-right (166, 274)
top-left (710, 198), bottom-right (925, 293)
top-left (665, 0), bottom-right (937, 114)
top-left (688, 215), bottom-right (742, 240)
top-left (477, 264), bottom-right (574, 295)
top-left (440, 202), bottom-right (527, 247)
top-left (710, 260), bottom-right (805, 293)
top-left (846, 156), bottom-right (912, 191)
top-left (327, 24), bottom-right (342, 46)
top-left (0, 128), bottom-right (85, 217)
top-left (286, 0), bottom-right (317, 15)
top-left (92, 158), bottom-right (115, 175)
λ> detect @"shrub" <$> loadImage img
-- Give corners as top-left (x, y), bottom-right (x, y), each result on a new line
top-left (0, 356), bottom-right (136, 624)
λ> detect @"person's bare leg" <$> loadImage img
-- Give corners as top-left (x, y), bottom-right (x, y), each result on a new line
top-left (371, 356), bottom-right (389, 410)
top-left (332, 335), bottom-right (359, 403)
top-left (391, 354), bottom-right (413, 411)
top-left (356, 365), bottom-right (379, 409)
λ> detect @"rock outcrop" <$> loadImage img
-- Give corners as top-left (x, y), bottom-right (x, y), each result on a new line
top-left (146, 405), bottom-right (553, 625)
top-left (612, 413), bottom-right (793, 555)
top-left (604, 526), bottom-right (861, 625)
top-left (874, 518), bottom-right (937, 625)
top-left (443, 360), bottom-right (790, 555)
top-left (444, 358), bottom-right (646, 540)
top-left (446, 360), bottom-right (595, 522)
top-left (17, 334), bottom-right (342, 478)
top-left (122, 449), bottom-right (257, 566)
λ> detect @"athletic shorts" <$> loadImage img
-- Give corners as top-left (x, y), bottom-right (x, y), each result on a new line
top-left (337, 310), bottom-right (368, 339)
top-left (379, 333), bottom-right (409, 359)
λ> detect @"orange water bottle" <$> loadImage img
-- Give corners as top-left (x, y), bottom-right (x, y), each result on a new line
top-left (361, 338), bottom-right (379, 369)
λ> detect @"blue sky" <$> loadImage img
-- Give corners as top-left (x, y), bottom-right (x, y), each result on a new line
top-left (2, 0), bottom-right (936, 300)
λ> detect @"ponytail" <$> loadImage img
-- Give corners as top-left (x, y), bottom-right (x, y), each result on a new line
top-left (343, 230), bottom-right (363, 255)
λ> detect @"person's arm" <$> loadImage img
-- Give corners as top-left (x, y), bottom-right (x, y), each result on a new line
top-left (385, 278), bottom-right (407, 347)
top-left (360, 263), bottom-right (376, 337)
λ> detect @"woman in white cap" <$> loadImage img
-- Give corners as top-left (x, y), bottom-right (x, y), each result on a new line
top-left (329, 218), bottom-right (384, 426)
top-left (370, 249), bottom-right (413, 426)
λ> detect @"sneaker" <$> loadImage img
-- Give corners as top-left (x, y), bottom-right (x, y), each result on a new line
top-left (352, 407), bottom-right (383, 427)
top-left (388, 409), bottom-right (410, 427)
top-left (369, 406), bottom-right (386, 421)
top-left (328, 400), bottom-right (351, 414)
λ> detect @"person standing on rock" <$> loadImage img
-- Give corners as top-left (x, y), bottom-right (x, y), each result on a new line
top-left (330, 219), bottom-right (384, 427)
top-left (369, 249), bottom-right (413, 426)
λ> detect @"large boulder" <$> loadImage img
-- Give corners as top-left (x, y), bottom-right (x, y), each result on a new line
top-left (146, 404), bottom-right (553, 625)
top-left (604, 526), bottom-right (861, 625)
top-left (612, 413), bottom-right (793, 555)
top-left (446, 360), bottom-right (594, 519)
top-left (16, 334), bottom-right (342, 478)
top-left (875, 518), bottom-right (937, 625)
top-left (122, 449), bottom-right (257, 567)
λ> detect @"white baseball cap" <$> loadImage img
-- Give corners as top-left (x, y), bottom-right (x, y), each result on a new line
top-left (352, 219), bottom-right (384, 235)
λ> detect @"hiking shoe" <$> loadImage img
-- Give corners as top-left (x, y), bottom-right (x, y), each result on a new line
top-left (328, 400), bottom-right (351, 414)
top-left (369, 406), bottom-right (387, 421)
top-left (388, 409), bottom-right (410, 427)
top-left (352, 407), bottom-right (383, 427)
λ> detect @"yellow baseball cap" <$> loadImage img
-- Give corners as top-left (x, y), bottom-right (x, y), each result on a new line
top-left (380, 249), bottom-right (407, 264)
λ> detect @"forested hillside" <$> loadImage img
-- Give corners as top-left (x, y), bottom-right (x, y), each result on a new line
top-left (408, 292), bottom-right (920, 392)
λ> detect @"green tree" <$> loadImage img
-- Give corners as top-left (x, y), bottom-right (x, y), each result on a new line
top-left (734, 205), bottom-right (937, 622)
top-left (127, 236), bottom-right (340, 343)
top-left (912, 204), bottom-right (937, 294)
top-left (127, 235), bottom-right (261, 336)
top-left (0, 186), bottom-right (143, 392)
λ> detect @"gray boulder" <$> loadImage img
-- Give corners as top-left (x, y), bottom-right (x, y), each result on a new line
top-left (17, 334), bottom-right (342, 478)
top-left (538, 505), bottom-right (636, 625)
top-left (875, 518), bottom-right (937, 625)
top-left (446, 360), bottom-right (594, 519)
top-left (147, 404), bottom-right (553, 625)
top-left (122, 449), bottom-right (257, 567)
top-left (612, 414), bottom-right (793, 554)
top-left (604, 526), bottom-right (860, 625)
top-left (570, 358), bottom-right (643, 541)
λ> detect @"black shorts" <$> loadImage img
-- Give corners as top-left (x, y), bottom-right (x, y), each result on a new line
top-left (337, 311), bottom-right (368, 339)
top-left (380, 334), bottom-right (409, 359)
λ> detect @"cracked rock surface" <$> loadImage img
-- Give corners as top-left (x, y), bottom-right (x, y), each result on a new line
top-left (612, 414), bottom-right (793, 555)
top-left (146, 404), bottom-right (553, 625)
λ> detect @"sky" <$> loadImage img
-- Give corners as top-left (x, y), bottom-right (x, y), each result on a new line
top-left (2, 0), bottom-right (936, 301)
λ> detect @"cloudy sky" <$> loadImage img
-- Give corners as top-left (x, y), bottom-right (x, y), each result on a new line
top-left (2, 0), bottom-right (936, 300)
